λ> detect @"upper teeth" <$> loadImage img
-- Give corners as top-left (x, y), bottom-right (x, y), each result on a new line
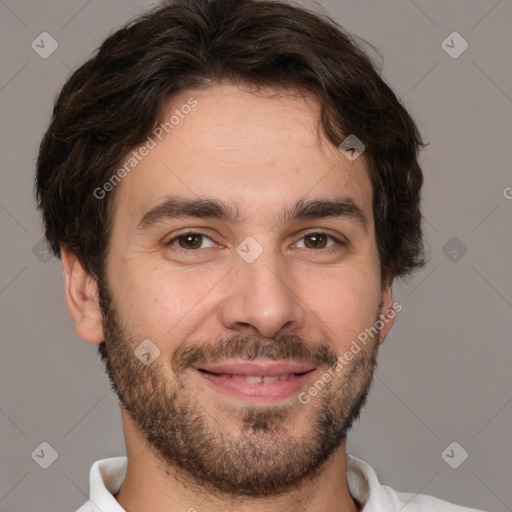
top-left (230, 374), bottom-right (293, 383)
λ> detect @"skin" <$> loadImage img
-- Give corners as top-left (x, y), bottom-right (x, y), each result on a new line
top-left (61, 83), bottom-right (396, 512)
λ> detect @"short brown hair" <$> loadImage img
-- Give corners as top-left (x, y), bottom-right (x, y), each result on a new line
top-left (35, 0), bottom-right (427, 289)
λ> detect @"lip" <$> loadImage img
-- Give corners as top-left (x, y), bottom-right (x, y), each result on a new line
top-left (196, 360), bottom-right (316, 376)
top-left (194, 359), bottom-right (317, 402)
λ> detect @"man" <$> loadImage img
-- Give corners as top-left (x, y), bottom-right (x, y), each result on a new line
top-left (35, 0), bottom-right (487, 510)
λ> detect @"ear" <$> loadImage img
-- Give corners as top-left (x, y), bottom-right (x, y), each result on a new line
top-left (61, 246), bottom-right (104, 344)
top-left (377, 285), bottom-right (396, 345)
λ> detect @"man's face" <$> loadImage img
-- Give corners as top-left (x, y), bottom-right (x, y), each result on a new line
top-left (96, 83), bottom-right (394, 498)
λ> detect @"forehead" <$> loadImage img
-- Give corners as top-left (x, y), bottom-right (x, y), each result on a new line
top-left (110, 83), bottom-right (373, 230)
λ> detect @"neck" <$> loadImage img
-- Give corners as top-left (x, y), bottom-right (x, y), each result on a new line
top-left (114, 412), bottom-right (360, 512)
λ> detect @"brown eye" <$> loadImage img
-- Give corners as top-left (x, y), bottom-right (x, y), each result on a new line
top-left (303, 233), bottom-right (329, 249)
top-left (167, 232), bottom-right (215, 250)
top-left (177, 234), bottom-right (202, 249)
top-left (297, 232), bottom-right (343, 250)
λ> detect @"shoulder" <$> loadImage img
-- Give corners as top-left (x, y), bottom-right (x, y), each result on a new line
top-left (379, 483), bottom-right (488, 512)
top-left (75, 502), bottom-right (96, 512)
top-left (346, 453), bottom-right (488, 512)
top-left (73, 456), bottom-right (128, 512)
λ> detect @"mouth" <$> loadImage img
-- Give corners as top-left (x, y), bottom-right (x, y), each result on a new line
top-left (194, 360), bottom-right (317, 402)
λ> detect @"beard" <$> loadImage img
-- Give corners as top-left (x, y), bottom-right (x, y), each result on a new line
top-left (96, 276), bottom-right (381, 499)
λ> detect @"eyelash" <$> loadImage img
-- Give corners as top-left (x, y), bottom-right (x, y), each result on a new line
top-left (165, 229), bottom-right (347, 253)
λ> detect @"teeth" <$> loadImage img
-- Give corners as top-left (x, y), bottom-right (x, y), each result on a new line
top-left (246, 375), bottom-right (262, 384)
top-left (228, 374), bottom-right (293, 383)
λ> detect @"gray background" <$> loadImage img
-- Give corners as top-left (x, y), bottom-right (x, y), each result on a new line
top-left (1, 0), bottom-right (511, 511)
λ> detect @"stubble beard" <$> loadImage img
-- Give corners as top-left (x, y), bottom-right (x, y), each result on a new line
top-left (97, 278), bottom-right (380, 498)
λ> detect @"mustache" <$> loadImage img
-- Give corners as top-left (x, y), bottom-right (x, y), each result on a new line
top-left (171, 333), bottom-right (339, 374)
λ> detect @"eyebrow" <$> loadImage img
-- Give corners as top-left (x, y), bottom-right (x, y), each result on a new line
top-left (135, 195), bottom-right (369, 234)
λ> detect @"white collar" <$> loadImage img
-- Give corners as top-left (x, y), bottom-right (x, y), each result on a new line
top-left (78, 453), bottom-right (483, 512)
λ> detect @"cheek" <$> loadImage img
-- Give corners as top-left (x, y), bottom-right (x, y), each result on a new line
top-left (305, 265), bottom-right (380, 343)
top-left (116, 267), bottom-right (215, 338)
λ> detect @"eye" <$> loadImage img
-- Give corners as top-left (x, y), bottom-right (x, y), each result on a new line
top-left (295, 232), bottom-right (344, 250)
top-left (165, 230), bottom-right (346, 253)
top-left (166, 231), bottom-right (216, 250)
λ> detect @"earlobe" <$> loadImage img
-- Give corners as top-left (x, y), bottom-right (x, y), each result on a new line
top-left (61, 247), bottom-right (105, 344)
top-left (378, 285), bottom-right (396, 345)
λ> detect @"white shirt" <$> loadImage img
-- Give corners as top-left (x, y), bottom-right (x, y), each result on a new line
top-left (75, 454), bottom-right (487, 512)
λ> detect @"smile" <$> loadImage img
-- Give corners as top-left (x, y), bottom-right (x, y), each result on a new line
top-left (195, 361), bottom-right (317, 402)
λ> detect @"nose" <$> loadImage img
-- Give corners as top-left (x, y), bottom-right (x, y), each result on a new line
top-left (219, 247), bottom-right (306, 339)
